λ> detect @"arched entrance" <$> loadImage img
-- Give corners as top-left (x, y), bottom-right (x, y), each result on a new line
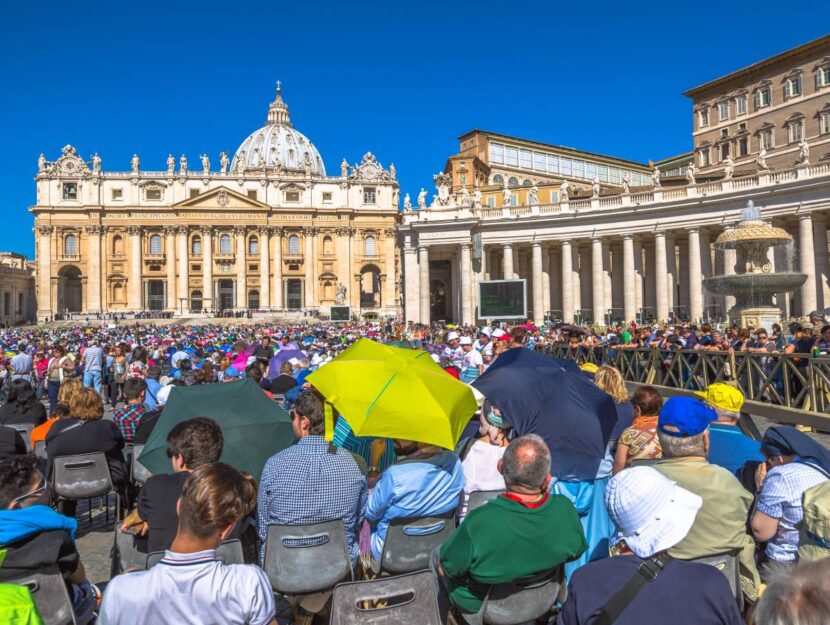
top-left (57, 266), bottom-right (82, 312)
top-left (429, 279), bottom-right (448, 321)
top-left (360, 264), bottom-right (381, 309)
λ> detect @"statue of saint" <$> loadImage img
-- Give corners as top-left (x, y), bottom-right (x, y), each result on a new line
top-left (236, 151), bottom-right (246, 173)
top-left (417, 188), bottom-right (427, 210)
top-left (459, 186), bottom-right (470, 207)
top-left (200, 154), bottom-right (210, 173)
top-left (166, 154), bottom-right (175, 174)
top-left (799, 138), bottom-right (810, 165)
top-left (472, 188), bottom-right (482, 208)
top-left (389, 163), bottom-right (396, 180)
top-left (92, 153), bottom-right (101, 173)
top-left (528, 183), bottom-right (539, 205)
top-left (622, 173), bottom-right (630, 194)
top-left (219, 151), bottom-right (229, 174)
top-left (341, 158), bottom-right (349, 177)
top-left (335, 283), bottom-right (347, 305)
top-left (253, 149), bottom-right (263, 169)
top-left (37, 153), bottom-right (46, 172)
top-left (756, 147), bottom-right (768, 170)
top-left (591, 178), bottom-right (600, 198)
top-left (651, 166), bottom-right (661, 189)
top-left (180, 154), bottom-right (188, 173)
top-left (560, 179), bottom-right (570, 202)
top-left (403, 193), bottom-right (412, 212)
top-left (686, 161), bottom-right (697, 184)
top-left (131, 154), bottom-right (140, 173)
top-left (502, 183), bottom-right (511, 207)
top-left (722, 156), bottom-right (734, 180)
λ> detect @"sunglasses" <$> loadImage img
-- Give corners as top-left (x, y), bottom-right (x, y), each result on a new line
top-left (10, 478), bottom-right (47, 507)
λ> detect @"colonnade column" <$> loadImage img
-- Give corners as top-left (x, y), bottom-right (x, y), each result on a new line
top-left (592, 238), bottom-right (605, 324)
top-left (418, 245), bottom-right (430, 323)
top-left (85, 225), bottom-right (103, 313)
top-left (722, 227), bottom-right (737, 314)
top-left (688, 228), bottom-right (703, 322)
top-left (666, 234), bottom-right (677, 318)
top-left (799, 214), bottom-right (817, 314)
top-left (384, 228), bottom-right (397, 313)
top-left (813, 217), bottom-right (830, 309)
top-left (128, 226), bottom-right (144, 311)
top-left (532, 242), bottom-right (543, 326)
top-left (654, 231), bottom-right (668, 322)
top-left (272, 228), bottom-right (283, 309)
top-left (164, 226), bottom-right (176, 310)
top-left (235, 226), bottom-right (247, 309)
top-left (622, 235), bottom-right (636, 323)
top-left (502, 243), bottom-right (514, 280)
top-left (202, 227), bottom-right (213, 311)
top-left (561, 241), bottom-right (574, 323)
top-left (403, 241), bottom-right (420, 322)
top-left (36, 226), bottom-right (53, 319)
top-left (259, 226), bottom-right (270, 310)
top-left (542, 247), bottom-right (551, 322)
top-left (460, 243), bottom-right (473, 325)
top-left (176, 226), bottom-right (188, 312)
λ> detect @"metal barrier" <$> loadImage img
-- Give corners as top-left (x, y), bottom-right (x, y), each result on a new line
top-left (541, 344), bottom-right (830, 414)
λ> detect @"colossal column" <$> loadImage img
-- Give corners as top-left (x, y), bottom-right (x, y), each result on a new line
top-left (202, 227), bottom-right (213, 311)
top-left (164, 227), bottom-right (176, 310)
top-left (384, 228), bottom-right (397, 313)
top-left (176, 226), bottom-right (189, 311)
top-left (460, 243), bottom-right (473, 325)
top-left (85, 225), bottom-right (103, 313)
top-left (799, 214), bottom-right (817, 315)
top-left (235, 226), bottom-right (247, 309)
top-left (592, 237), bottom-right (605, 324)
top-left (303, 227), bottom-right (314, 308)
top-left (36, 226), bottom-right (53, 319)
top-left (259, 226), bottom-right (271, 310)
top-left (272, 227), bottom-right (283, 308)
top-left (688, 228), bottom-right (703, 322)
top-left (622, 235), bottom-right (636, 323)
top-left (418, 245), bottom-right (430, 323)
top-left (128, 226), bottom-right (143, 311)
top-left (561, 241), bottom-right (574, 323)
top-left (654, 231), bottom-right (668, 322)
top-left (532, 242), bottom-right (544, 326)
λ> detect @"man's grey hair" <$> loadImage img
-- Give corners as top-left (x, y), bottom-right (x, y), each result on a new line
top-left (713, 406), bottom-right (740, 423)
top-left (502, 434), bottom-right (551, 490)
top-left (753, 558), bottom-right (830, 625)
top-left (657, 430), bottom-right (707, 458)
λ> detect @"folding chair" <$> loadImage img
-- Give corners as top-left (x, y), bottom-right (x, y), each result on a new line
top-left (145, 538), bottom-right (245, 569)
top-left (466, 490), bottom-right (505, 514)
top-left (5, 568), bottom-right (76, 625)
top-left (459, 567), bottom-right (565, 625)
top-left (131, 444), bottom-right (151, 485)
top-left (7, 422), bottom-right (34, 452)
top-left (690, 550), bottom-right (743, 607)
top-left (380, 512), bottom-right (456, 575)
top-left (330, 570), bottom-right (442, 625)
top-left (51, 451), bottom-right (118, 523)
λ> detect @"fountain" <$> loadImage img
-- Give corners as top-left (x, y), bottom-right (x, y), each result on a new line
top-left (703, 200), bottom-right (807, 329)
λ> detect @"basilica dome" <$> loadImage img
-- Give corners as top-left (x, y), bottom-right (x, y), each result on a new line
top-left (231, 85), bottom-right (326, 176)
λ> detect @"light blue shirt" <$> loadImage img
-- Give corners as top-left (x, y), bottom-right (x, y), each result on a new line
top-left (144, 378), bottom-right (162, 410)
top-left (708, 422), bottom-right (763, 476)
top-left (365, 450), bottom-right (464, 561)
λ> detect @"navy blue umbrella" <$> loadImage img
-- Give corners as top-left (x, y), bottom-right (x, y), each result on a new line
top-left (472, 348), bottom-right (617, 481)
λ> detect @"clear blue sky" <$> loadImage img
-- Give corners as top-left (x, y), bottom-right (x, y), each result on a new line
top-left (1, 1), bottom-right (827, 257)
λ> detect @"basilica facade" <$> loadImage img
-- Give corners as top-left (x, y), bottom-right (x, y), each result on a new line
top-left (31, 87), bottom-right (400, 322)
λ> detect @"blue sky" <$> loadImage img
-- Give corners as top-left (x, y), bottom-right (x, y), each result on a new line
top-left (1, 1), bottom-right (827, 257)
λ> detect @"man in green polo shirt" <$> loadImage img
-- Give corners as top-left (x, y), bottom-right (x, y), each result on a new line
top-left (433, 434), bottom-right (586, 617)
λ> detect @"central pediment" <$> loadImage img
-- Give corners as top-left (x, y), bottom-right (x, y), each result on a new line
top-left (173, 186), bottom-right (269, 210)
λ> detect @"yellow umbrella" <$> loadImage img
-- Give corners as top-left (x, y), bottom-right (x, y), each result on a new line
top-left (307, 338), bottom-right (477, 449)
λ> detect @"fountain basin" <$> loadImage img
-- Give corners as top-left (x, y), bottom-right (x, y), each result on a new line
top-left (702, 272), bottom-right (807, 295)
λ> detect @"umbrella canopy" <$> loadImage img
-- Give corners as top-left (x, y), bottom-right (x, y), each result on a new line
top-left (307, 338), bottom-right (476, 450)
top-left (472, 348), bottom-right (617, 481)
top-left (267, 349), bottom-right (306, 378)
top-left (386, 340), bottom-right (414, 349)
top-left (556, 324), bottom-right (587, 336)
top-left (139, 378), bottom-right (295, 480)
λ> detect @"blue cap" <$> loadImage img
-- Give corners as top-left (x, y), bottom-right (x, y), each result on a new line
top-left (223, 366), bottom-right (240, 379)
top-left (658, 396), bottom-right (717, 438)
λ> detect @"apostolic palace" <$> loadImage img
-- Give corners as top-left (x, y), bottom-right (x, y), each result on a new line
top-left (21, 34), bottom-right (830, 327)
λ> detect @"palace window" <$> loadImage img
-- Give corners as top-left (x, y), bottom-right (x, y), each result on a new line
top-left (718, 101), bottom-right (729, 121)
top-left (700, 148), bottom-right (710, 167)
top-left (550, 190), bottom-right (559, 203)
top-left (285, 190), bottom-right (300, 202)
top-left (111, 188), bottom-right (123, 201)
top-left (784, 75), bottom-right (802, 99)
top-left (519, 150), bottom-right (532, 169)
top-left (505, 147), bottom-right (518, 166)
top-left (248, 236), bottom-right (259, 255)
top-left (739, 137), bottom-right (749, 157)
top-left (754, 86), bottom-right (772, 109)
top-left (507, 177), bottom-right (518, 186)
top-left (288, 234), bottom-right (300, 255)
top-left (721, 128), bottom-right (729, 139)
top-left (760, 129), bottom-right (774, 150)
top-left (492, 174), bottom-right (504, 185)
top-left (821, 112), bottom-right (830, 135)
top-left (219, 234), bottom-right (231, 255)
top-left (699, 109), bottom-right (709, 128)
top-left (63, 234), bottom-right (77, 256)
top-left (486, 197), bottom-right (495, 208)
top-left (736, 95), bottom-right (747, 115)
top-left (364, 235), bottom-right (377, 256)
top-left (191, 236), bottom-right (201, 255)
top-left (149, 234), bottom-right (162, 255)
top-left (721, 143), bottom-right (730, 160)
top-left (817, 67), bottom-right (830, 88)
top-left (489, 143), bottom-right (504, 164)
top-left (788, 120), bottom-right (804, 143)
top-left (363, 187), bottom-right (376, 204)
top-left (62, 183), bottom-right (77, 200)
top-left (510, 194), bottom-right (518, 206)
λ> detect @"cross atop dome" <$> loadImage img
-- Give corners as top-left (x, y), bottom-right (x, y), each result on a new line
top-left (266, 81), bottom-right (292, 127)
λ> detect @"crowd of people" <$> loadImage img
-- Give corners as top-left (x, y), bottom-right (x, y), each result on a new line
top-left (0, 317), bottom-right (828, 624)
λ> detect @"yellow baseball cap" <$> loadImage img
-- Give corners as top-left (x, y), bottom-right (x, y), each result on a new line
top-left (579, 362), bottom-right (599, 373)
top-left (695, 383), bottom-right (744, 413)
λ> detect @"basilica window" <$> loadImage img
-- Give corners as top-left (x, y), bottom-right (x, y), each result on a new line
top-left (219, 234), bottom-right (232, 255)
top-left (191, 236), bottom-right (202, 255)
top-left (248, 236), bottom-right (259, 255)
top-left (363, 187), bottom-right (376, 204)
top-left (247, 190), bottom-right (258, 200)
top-left (112, 235), bottom-right (124, 256)
top-left (149, 234), bottom-right (162, 256)
top-left (248, 290), bottom-right (260, 309)
top-left (364, 235), bottom-right (377, 256)
top-left (145, 188), bottom-right (162, 201)
top-left (322, 192), bottom-right (332, 203)
top-left (62, 183), bottom-right (77, 200)
top-left (285, 190), bottom-right (300, 202)
top-left (111, 188), bottom-right (123, 201)
top-left (288, 234), bottom-right (300, 255)
top-left (63, 234), bottom-right (78, 256)
top-left (323, 236), bottom-right (333, 256)
top-left (739, 137), bottom-right (749, 157)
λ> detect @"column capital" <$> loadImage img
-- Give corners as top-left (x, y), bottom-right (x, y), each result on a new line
top-left (127, 225), bottom-right (143, 236)
top-left (459, 242), bottom-right (472, 250)
top-left (175, 225), bottom-right (188, 236)
top-left (622, 233), bottom-right (634, 241)
top-left (257, 225), bottom-right (272, 236)
top-left (200, 225), bottom-right (214, 236)
top-left (233, 225), bottom-right (247, 236)
top-left (85, 225), bottom-right (105, 235)
top-left (688, 226), bottom-right (700, 234)
top-left (270, 225), bottom-right (284, 237)
top-left (798, 212), bottom-right (813, 222)
top-left (36, 225), bottom-right (54, 235)
top-left (502, 242), bottom-right (513, 249)
top-left (653, 229), bottom-right (666, 238)
top-left (531, 240), bottom-right (542, 249)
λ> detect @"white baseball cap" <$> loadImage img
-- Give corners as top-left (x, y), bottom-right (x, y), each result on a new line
top-left (459, 336), bottom-right (473, 345)
top-left (492, 329), bottom-right (507, 338)
top-left (605, 466), bottom-right (702, 558)
top-left (447, 331), bottom-right (460, 341)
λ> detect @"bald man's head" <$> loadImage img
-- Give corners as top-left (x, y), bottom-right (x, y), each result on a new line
top-left (500, 434), bottom-right (551, 493)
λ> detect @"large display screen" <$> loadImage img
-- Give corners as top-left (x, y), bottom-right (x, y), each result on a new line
top-left (329, 306), bottom-right (351, 322)
top-left (478, 280), bottom-right (527, 319)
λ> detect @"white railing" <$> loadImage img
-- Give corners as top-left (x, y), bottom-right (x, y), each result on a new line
top-left (732, 175), bottom-right (758, 189)
top-left (570, 199), bottom-right (592, 211)
top-left (631, 192), bottom-right (654, 204)
top-left (661, 188), bottom-right (688, 200)
top-left (539, 203), bottom-right (561, 214)
top-left (697, 181), bottom-right (723, 195)
top-left (599, 196), bottom-right (623, 208)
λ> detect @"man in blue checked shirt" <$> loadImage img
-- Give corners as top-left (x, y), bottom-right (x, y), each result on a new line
top-left (256, 392), bottom-right (367, 619)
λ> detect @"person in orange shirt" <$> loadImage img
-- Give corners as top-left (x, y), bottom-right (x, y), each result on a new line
top-left (30, 403), bottom-right (70, 449)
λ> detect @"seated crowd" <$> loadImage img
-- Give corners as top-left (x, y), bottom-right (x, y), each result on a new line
top-left (1, 331), bottom-right (830, 625)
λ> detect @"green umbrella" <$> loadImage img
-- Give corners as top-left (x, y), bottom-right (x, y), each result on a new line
top-left (139, 378), bottom-right (295, 480)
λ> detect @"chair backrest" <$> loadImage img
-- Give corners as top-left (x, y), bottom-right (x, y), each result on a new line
top-left (480, 567), bottom-right (565, 625)
top-left (381, 513), bottom-right (456, 575)
top-left (51, 452), bottom-right (114, 500)
top-left (6, 568), bottom-right (76, 625)
top-left (7, 423), bottom-right (34, 452)
top-left (145, 539), bottom-right (245, 569)
top-left (33, 439), bottom-right (47, 460)
top-left (466, 490), bottom-right (505, 514)
top-left (114, 522), bottom-right (149, 572)
top-left (263, 520), bottom-right (352, 594)
top-left (691, 551), bottom-right (742, 603)
top-left (131, 444), bottom-right (151, 485)
top-left (330, 570), bottom-right (442, 625)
